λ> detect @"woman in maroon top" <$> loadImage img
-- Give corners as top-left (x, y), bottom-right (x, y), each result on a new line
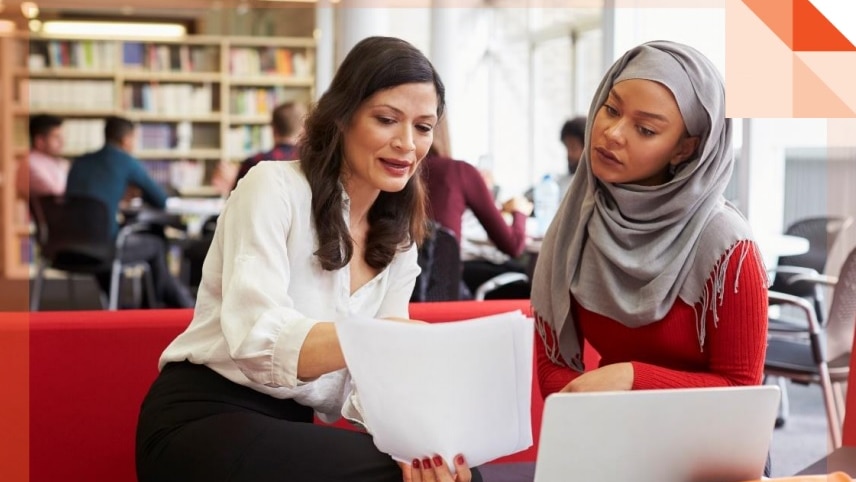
top-left (531, 41), bottom-right (768, 398)
top-left (421, 118), bottom-right (533, 299)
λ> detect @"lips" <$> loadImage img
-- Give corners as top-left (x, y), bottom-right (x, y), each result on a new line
top-left (380, 158), bottom-right (412, 169)
top-left (594, 147), bottom-right (621, 164)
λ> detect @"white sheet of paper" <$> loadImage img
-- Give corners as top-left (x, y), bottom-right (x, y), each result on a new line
top-left (336, 311), bottom-right (534, 469)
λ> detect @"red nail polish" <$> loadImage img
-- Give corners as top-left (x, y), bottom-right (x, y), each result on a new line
top-left (433, 455), bottom-right (443, 467)
top-left (455, 454), bottom-right (465, 465)
top-left (412, 459), bottom-right (421, 469)
top-left (422, 457), bottom-right (432, 469)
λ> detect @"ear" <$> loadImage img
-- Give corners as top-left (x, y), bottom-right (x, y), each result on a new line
top-left (671, 135), bottom-right (700, 166)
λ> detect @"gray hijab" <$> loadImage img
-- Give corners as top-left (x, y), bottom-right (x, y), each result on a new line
top-left (530, 40), bottom-right (764, 371)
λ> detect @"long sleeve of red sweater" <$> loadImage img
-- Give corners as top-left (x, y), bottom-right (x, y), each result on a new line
top-left (537, 240), bottom-right (769, 397)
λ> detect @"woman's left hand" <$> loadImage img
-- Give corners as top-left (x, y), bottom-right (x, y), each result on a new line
top-left (560, 362), bottom-right (634, 393)
top-left (407, 454), bottom-right (472, 482)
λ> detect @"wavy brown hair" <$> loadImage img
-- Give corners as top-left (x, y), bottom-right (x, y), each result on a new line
top-left (300, 37), bottom-right (445, 271)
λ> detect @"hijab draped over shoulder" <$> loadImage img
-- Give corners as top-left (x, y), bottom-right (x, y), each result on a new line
top-left (530, 40), bottom-right (766, 371)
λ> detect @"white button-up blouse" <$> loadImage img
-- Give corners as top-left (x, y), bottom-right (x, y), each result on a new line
top-left (160, 160), bottom-right (420, 422)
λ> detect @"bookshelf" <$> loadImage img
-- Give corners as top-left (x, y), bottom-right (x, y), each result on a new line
top-left (0, 32), bottom-right (316, 280)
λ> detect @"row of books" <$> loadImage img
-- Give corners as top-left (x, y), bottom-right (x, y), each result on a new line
top-left (123, 82), bottom-right (216, 116)
top-left (24, 79), bottom-right (115, 111)
top-left (142, 159), bottom-right (207, 191)
top-left (123, 43), bottom-right (219, 73)
top-left (227, 125), bottom-right (274, 159)
top-left (229, 87), bottom-right (299, 116)
top-left (28, 40), bottom-right (118, 71)
top-left (229, 47), bottom-right (313, 78)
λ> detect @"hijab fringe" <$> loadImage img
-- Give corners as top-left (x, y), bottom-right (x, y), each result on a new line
top-left (694, 240), bottom-right (768, 352)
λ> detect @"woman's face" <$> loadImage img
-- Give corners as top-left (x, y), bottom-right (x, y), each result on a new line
top-left (341, 82), bottom-right (438, 198)
top-left (589, 78), bottom-right (699, 186)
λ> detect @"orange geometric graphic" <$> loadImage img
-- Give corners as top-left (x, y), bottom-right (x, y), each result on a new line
top-left (793, 54), bottom-right (856, 117)
top-left (741, 0), bottom-right (856, 52)
top-left (792, 0), bottom-right (856, 51)
top-left (741, 0), bottom-right (794, 49)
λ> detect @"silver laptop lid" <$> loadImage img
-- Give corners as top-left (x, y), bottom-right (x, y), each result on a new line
top-left (534, 385), bottom-right (780, 482)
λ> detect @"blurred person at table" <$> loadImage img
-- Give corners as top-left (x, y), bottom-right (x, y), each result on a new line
top-left (531, 41), bottom-right (769, 473)
top-left (66, 115), bottom-right (195, 308)
top-left (17, 113), bottom-right (71, 199)
top-left (524, 116), bottom-right (587, 204)
top-left (421, 117), bottom-right (533, 299)
top-left (135, 36), bottom-right (477, 482)
top-left (232, 100), bottom-right (307, 190)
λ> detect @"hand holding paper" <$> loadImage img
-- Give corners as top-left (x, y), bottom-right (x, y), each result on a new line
top-left (336, 311), bottom-right (534, 470)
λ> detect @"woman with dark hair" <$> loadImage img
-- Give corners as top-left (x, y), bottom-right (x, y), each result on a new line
top-left (136, 37), bottom-right (477, 482)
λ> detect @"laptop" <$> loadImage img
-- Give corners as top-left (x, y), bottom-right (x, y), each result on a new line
top-left (533, 385), bottom-right (780, 482)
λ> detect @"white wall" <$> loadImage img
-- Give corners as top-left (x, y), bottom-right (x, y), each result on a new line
top-left (609, 6), bottom-right (725, 74)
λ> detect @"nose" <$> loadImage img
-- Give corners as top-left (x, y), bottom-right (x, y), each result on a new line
top-left (603, 118), bottom-right (627, 146)
top-left (393, 125), bottom-right (416, 153)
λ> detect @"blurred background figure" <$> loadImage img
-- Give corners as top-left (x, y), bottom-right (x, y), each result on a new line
top-left (422, 117), bottom-right (533, 299)
top-left (232, 100), bottom-right (307, 190)
top-left (66, 116), bottom-right (195, 308)
top-left (18, 114), bottom-right (71, 199)
top-left (558, 116), bottom-right (587, 194)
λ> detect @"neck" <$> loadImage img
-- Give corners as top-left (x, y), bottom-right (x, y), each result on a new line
top-left (344, 182), bottom-right (379, 230)
top-left (274, 135), bottom-right (296, 146)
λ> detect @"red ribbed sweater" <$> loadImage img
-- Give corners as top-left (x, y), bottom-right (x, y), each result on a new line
top-left (537, 241), bottom-right (769, 397)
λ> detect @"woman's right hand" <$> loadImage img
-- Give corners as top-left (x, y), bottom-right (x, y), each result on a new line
top-left (403, 454), bottom-right (472, 482)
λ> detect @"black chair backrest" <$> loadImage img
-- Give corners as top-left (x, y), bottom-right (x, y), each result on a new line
top-left (771, 216), bottom-right (852, 298)
top-left (31, 195), bottom-right (115, 272)
top-left (411, 223), bottom-right (462, 302)
top-left (827, 246), bottom-right (856, 361)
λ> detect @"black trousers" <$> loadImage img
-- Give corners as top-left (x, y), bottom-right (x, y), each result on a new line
top-left (96, 233), bottom-right (195, 308)
top-left (136, 362), bottom-right (483, 482)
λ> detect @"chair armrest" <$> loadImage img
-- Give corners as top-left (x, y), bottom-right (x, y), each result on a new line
top-left (767, 265), bottom-right (819, 278)
top-left (767, 290), bottom-right (822, 335)
top-left (787, 273), bottom-right (838, 288)
top-left (114, 222), bottom-right (158, 258)
top-left (474, 272), bottom-right (529, 301)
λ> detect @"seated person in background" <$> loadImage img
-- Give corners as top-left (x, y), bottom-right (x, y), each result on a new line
top-left (66, 116), bottom-right (195, 309)
top-left (531, 40), bottom-right (769, 474)
top-left (136, 36), bottom-right (476, 482)
top-left (17, 113), bottom-right (71, 199)
top-left (524, 116), bottom-right (585, 203)
top-left (421, 119), bottom-right (533, 299)
top-left (232, 100), bottom-right (307, 190)
top-left (557, 115), bottom-right (586, 194)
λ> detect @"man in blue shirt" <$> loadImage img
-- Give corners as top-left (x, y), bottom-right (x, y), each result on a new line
top-left (66, 116), bottom-right (194, 308)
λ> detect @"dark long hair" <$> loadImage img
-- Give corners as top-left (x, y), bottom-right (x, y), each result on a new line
top-left (300, 36), bottom-right (446, 271)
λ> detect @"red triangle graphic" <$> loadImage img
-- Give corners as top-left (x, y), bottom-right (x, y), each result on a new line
top-left (793, 0), bottom-right (856, 51)
top-left (742, 0), bottom-right (794, 49)
top-left (793, 55), bottom-right (856, 117)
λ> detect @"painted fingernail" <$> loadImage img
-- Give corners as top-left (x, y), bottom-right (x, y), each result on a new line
top-left (455, 454), bottom-right (465, 465)
top-left (422, 457), bottom-right (432, 469)
top-left (412, 459), bottom-right (421, 469)
top-left (433, 455), bottom-right (443, 467)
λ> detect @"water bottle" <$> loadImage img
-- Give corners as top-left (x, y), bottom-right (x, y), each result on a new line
top-left (534, 174), bottom-right (560, 237)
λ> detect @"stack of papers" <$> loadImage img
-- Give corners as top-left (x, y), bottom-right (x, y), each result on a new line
top-left (336, 311), bottom-right (533, 469)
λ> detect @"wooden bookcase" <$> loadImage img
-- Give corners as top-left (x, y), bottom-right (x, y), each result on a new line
top-left (0, 32), bottom-right (316, 280)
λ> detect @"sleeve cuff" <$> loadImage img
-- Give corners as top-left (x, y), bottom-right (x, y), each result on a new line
top-left (271, 316), bottom-right (321, 387)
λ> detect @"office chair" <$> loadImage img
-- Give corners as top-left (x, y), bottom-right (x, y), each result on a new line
top-left (411, 223), bottom-right (463, 302)
top-left (765, 245), bottom-right (856, 449)
top-left (30, 195), bottom-right (156, 311)
top-left (769, 216), bottom-right (853, 327)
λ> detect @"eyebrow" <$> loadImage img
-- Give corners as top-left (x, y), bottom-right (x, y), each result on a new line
top-left (372, 103), bottom-right (438, 122)
top-left (609, 89), bottom-right (671, 124)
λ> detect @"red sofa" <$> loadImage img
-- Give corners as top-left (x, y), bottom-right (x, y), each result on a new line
top-left (11, 300), bottom-right (600, 482)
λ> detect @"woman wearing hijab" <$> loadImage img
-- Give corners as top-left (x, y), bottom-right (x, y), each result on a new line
top-left (531, 41), bottom-right (768, 400)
